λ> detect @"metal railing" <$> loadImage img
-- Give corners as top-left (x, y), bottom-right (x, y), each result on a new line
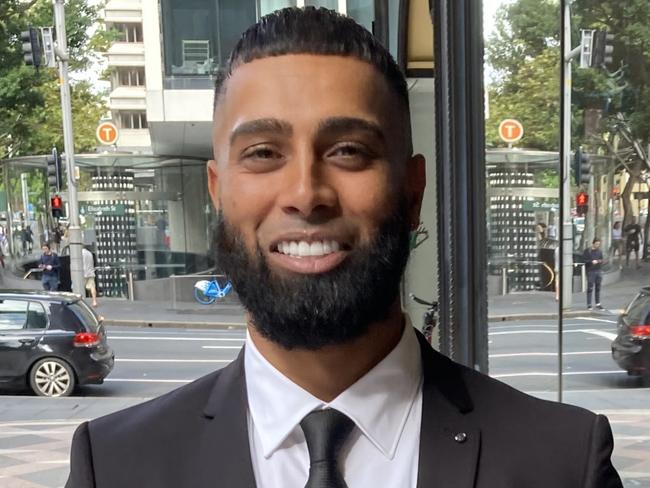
top-left (496, 260), bottom-right (587, 295)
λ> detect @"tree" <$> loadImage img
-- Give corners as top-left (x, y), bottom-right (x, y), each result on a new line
top-left (0, 0), bottom-right (110, 160)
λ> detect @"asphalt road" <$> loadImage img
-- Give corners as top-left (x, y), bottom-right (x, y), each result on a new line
top-left (1, 321), bottom-right (649, 487)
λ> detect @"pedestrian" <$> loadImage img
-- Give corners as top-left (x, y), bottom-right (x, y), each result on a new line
top-left (610, 221), bottom-right (623, 261)
top-left (65, 8), bottom-right (622, 488)
top-left (624, 218), bottom-right (642, 268)
top-left (82, 247), bottom-right (98, 307)
top-left (24, 224), bottom-right (34, 253)
top-left (39, 243), bottom-right (60, 291)
top-left (583, 238), bottom-right (605, 310)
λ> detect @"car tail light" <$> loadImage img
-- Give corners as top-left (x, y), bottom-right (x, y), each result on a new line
top-left (630, 325), bottom-right (650, 338)
top-left (73, 332), bottom-right (100, 347)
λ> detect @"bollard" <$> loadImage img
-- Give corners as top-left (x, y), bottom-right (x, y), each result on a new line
top-left (127, 270), bottom-right (135, 301)
top-left (501, 267), bottom-right (508, 295)
top-left (581, 263), bottom-right (587, 293)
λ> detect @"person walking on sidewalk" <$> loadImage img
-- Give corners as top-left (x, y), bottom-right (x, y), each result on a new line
top-left (584, 238), bottom-right (604, 311)
top-left (82, 247), bottom-right (98, 307)
top-left (39, 243), bottom-right (60, 291)
top-left (624, 218), bottom-right (642, 268)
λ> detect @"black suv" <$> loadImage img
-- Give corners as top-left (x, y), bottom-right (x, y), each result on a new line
top-left (0, 291), bottom-right (114, 397)
top-left (611, 287), bottom-right (650, 377)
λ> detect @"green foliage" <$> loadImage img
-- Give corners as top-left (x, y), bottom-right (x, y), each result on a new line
top-left (0, 0), bottom-right (107, 159)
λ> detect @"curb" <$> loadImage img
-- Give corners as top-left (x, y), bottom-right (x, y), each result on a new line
top-left (488, 310), bottom-right (615, 322)
top-left (104, 319), bottom-right (247, 329)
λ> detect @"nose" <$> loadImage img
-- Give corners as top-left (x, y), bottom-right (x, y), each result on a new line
top-left (277, 155), bottom-right (338, 220)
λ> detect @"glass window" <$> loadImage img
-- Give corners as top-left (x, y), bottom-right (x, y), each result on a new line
top-left (118, 67), bottom-right (145, 87)
top-left (0, 300), bottom-right (28, 330)
top-left (259, 1), bottom-right (296, 16)
top-left (161, 0), bottom-right (256, 78)
top-left (346, 0), bottom-right (374, 32)
top-left (118, 111), bottom-right (148, 129)
top-left (67, 301), bottom-right (99, 332)
top-left (113, 23), bottom-right (143, 43)
top-left (26, 302), bottom-right (47, 329)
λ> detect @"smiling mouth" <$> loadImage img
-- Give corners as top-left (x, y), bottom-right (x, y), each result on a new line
top-left (271, 239), bottom-right (351, 258)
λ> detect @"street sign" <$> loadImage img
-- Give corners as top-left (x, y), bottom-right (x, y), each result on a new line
top-left (96, 121), bottom-right (119, 145)
top-left (523, 200), bottom-right (559, 212)
top-left (498, 119), bottom-right (524, 144)
top-left (80, 203), bottom-right (126, 216)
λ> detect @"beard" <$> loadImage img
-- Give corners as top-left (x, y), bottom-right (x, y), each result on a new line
top-left (213, 199), bottom-right (412, 350)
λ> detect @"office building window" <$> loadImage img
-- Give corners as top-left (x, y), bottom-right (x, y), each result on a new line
top-left (161, 0), bottom-right (257, 78)
top-left (119, 111), bottom-right (148, 129)
top-left (117, 67), bottom-right (146, 87)
top-left (113, 23), bottom-right (143, 43)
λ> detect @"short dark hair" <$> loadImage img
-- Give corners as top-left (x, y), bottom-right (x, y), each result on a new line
top-left (593, 238), bottom-right (601, 244)
top-left (213, 7), bottom-right (409, 124)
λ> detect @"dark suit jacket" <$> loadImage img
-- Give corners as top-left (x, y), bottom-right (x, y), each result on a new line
top-left (66, 332), bottom-right (622, 487)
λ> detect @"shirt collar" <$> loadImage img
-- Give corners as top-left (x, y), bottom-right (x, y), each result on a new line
top-left (244, 318), bottom-right (422, 460)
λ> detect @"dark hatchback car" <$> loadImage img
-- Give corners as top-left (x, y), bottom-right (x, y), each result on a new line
top-left (0, 291), bottom-right (114, 397)
top-left (612, 287), bottom-right (650, 377)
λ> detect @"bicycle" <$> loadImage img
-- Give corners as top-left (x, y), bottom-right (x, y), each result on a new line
top-left (409, 293), bottom-right (438, 344)
top-left (193, 277), bottom-right (233, 305)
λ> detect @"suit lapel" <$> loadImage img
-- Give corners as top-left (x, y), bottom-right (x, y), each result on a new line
top-left (416, 333), bottom-right (480, 488)
top-left (200, 348), bottom-right (257, 488)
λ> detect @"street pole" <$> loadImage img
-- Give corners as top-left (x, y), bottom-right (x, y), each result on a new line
top-left (53, 0), bottom-right (84, 296)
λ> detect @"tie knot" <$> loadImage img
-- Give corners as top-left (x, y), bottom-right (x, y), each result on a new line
top-left (300, 409), bottom-right (355, 465)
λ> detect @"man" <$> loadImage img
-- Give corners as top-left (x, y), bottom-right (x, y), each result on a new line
top-left (82, 246), bottom-right (98, 307)
top-left (624, 217), bottom-right (642, 268)
top-left (583, 238), bottom-right (605, 311)
top-left (39, 243), bottom-right (60, 291)
top-left (66, 8), bottom-right (622, 488)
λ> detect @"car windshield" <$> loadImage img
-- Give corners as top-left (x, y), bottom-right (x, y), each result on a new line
top-left (66, 300), bottom-right (99, 332)
top-left (625, 292), bottom-right (650, 325)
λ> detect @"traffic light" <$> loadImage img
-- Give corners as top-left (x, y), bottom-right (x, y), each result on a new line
top-left (20, 27), bottom-right (42, 68)
top-left (591, 30), bottom-right (615, 68)
top-left (51, 195), bottom-right (63, 220)
top-left (572, 148), bottom-right (592, 186)
top-left (46, 148), bottom-right (63, 193)
top-left (576, 191), bottom-right (589, 216)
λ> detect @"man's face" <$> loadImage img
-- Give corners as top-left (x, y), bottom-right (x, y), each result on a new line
top-left (593, 241), bottom-right (601, 250)
top-left (42, 246), bottom-right (49, 254)
top-left (208, 54), bottom-right (425, 349)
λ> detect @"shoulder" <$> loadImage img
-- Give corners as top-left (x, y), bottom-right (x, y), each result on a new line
top-left (88, 369), bottom-right (223, 446)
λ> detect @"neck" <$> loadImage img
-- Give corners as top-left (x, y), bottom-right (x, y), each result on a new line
top-left (248, 301), bottom-right (405, 402)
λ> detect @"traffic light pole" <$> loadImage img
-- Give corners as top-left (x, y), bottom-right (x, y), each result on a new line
top-left (53, 0), bottom-right (84, 296)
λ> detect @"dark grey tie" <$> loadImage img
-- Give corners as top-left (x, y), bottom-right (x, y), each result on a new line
top-left (300, 409), bottom-right (355, 488)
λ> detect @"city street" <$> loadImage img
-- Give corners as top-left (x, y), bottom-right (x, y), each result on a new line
top-left (1, 319), bottom-right (649, 487)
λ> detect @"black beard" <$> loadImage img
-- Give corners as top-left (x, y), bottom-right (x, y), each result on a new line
top-left (213, 200), bottom-right (411, 350)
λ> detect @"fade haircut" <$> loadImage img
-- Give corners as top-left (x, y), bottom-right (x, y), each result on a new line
top-left (213, 6), bottom-right (412, 151)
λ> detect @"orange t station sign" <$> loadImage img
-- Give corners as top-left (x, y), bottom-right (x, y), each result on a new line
top-left (96, 121), bottom-right (119, 146)
top-left (498, 119), bottom-right (524, 144)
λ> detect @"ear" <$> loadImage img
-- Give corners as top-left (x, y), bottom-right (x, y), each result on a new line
top-left (406, 153), bottom-right (426, 230)
top-left (207, 159), bottom-right (220, 211)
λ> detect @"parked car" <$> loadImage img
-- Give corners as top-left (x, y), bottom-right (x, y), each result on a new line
top-left (611, 287), bottom-right (650, 377)
top-left (0, 291), bottom-right (114, 397)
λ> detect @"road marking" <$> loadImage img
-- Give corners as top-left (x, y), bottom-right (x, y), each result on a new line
top-left (489, 329), bottom-right (617, 340)
top-left (201, 346), bottom-right (243, 350)
top-left (116, 358), bottom-right (232, 363)
top-left (490, 351), bottom-right (610, 358)
top-left (104, 378), bottom-right (192, 383)
top-left (0, 421), bottom-right (82, 427)
top-left (493, 370), bottom-right (625, 378)
top-left (574, 317), bottom-right (617, 324)
top-left (108, 336), bottom-right (245, 341)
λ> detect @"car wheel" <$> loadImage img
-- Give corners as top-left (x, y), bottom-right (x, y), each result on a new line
top-left (29, 358), bottom-right (76, 397)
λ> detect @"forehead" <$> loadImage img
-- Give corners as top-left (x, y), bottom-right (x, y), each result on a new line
top-left (214, 54), bottom-right (399, 136)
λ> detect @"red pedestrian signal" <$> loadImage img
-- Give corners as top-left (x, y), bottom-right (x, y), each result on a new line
top-left (576, 192), bottom-right (588, 216)
top-left (51, 195), bottom-right (63, 219)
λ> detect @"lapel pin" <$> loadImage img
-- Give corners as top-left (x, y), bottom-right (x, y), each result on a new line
top-left (454, 432), bottom-right (467, 443)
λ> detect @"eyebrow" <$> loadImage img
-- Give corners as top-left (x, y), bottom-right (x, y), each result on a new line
top-left (317, 117), bottom-right (386, 143)
top-left (229, 118), bottom-right (292, 145)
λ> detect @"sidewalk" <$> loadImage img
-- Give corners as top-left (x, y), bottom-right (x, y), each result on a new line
top-left (0, 262), bottom-right (247, 329)
top-left (489, 266), bottom-right (649, 321)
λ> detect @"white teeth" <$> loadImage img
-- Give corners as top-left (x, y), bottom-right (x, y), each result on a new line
top-left (298, 241), bottom-right (310, 257)
top-left (310, 241), bottom-right (324, 256)
top-left (277, 240), bottom-right (343, 257)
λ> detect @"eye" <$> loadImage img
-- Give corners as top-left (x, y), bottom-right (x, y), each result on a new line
top-left (326, 143), bottom-right (375, 169)
top-left (329, 144), bottom-right (366, 157)
top-left (243, 146), bottom-right (279, 159)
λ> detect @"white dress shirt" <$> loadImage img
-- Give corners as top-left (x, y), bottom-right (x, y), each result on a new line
top-left (245, 322), bottom-right (423, 488)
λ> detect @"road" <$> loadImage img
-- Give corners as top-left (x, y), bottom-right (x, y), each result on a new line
top-left (1, 320), bottom-right (649, 487)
